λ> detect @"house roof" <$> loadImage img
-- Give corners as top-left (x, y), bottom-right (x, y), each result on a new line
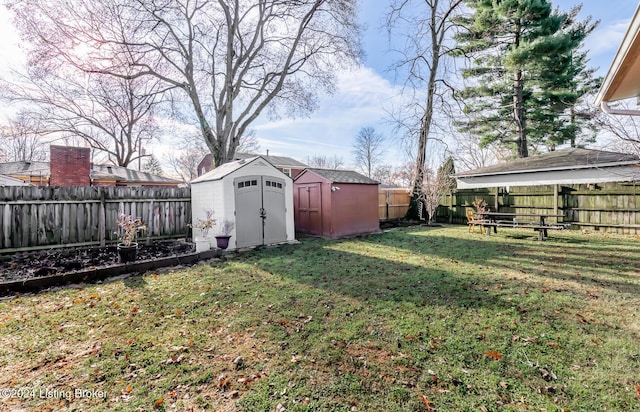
top-left (298, 168), bottom-right (379, 184)
top-left (595, 4), bottom-right (640, 110)
top-left (0, 161), bottom-right (50, 177)
top-left (234, 152), bottom-right (308, 168)
top-left (91, 164), bottom-right (181, 184)
top-left (455, 148), bottom-right (640, 189)
top-left (456, 148), bottom-right (640, 178)
top-left (0, 174), bottom-right (31, 186)
top-left (0, 160), bottom-right (180, 185)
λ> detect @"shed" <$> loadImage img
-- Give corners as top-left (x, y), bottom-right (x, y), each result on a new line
top-left (190, 156), bottom-right (295, 250)
top-left (293, 168), bottom-right (380, 238)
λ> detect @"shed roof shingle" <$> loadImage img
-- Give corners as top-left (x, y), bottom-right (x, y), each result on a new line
top-left (301, 168), bottom-right (379, 184)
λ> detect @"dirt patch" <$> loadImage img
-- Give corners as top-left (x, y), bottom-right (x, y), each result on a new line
top-left (0, 241), bottom-right (195, 283)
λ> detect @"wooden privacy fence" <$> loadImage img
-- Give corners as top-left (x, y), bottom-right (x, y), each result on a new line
top-left (0, 186), bottom-right (191, 251)
top-left (438, 182), bottom-right (640, 234)
top-left (379, 188), bottom-right (411, 221)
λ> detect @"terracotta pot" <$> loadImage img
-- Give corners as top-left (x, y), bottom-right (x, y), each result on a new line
top-left (215, 235), bottom-right (231, 250)
top-left (117, 242), bottom-right (138, 263)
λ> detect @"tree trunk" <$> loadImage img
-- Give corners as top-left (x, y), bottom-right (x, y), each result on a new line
top-left (514, 68), bottom-right (527, 158)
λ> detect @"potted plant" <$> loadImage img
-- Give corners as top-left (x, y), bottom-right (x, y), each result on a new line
top-left (115, 210), bottom-right (147, 263)
top-left (189, 209), bottom-right (216, 253)
top-left (215, 220), bottom-right (234, 250)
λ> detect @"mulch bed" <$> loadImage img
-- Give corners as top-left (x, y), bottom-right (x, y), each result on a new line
top-left (0, 241), bottom-right (197, 286)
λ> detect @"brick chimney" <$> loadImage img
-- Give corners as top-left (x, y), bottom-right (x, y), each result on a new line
top-left (49, 145), bottom-right (92, 187)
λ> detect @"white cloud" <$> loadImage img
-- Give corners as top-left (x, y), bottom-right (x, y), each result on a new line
top-left (253, 66), bottom-right (408, 167)
top-left (588, 20), bottom-right (630, 58)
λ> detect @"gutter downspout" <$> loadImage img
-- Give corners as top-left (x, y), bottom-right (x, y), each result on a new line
top-left (601, 101), bottom-right (640, 116)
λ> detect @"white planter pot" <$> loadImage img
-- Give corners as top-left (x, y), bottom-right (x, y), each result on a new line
top-left (195, 239), bottom-right (211, 253)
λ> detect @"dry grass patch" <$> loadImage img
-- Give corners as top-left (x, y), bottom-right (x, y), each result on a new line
top-left (0, 225), bottom-right (639, 411)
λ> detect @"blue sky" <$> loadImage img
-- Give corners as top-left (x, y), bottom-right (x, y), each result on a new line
top-left (254, 1), bottom-right (639, 168)
top-left (0, 1), bottom-right (638, 169)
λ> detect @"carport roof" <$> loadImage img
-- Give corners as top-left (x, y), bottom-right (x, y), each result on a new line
top-left (455, 148), bottom-right (640, 189)
top-left (455, 148), bottom-right (640, 178)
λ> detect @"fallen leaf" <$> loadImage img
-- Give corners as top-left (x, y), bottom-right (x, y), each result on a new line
top-left (126, 385), bottom-right (132, 394)
top-left (499, 381), bottom-right (508, 389)
top-left (420, 394), bottom-right (435, 411)
top-left (485, 350), bottom-right (502, 361)
top-left (546, 341), bottom-right (560, 349)
top-left (635, 384), bottom-right (640, 397)
top-left (153, 397), bottom-right (164, 408)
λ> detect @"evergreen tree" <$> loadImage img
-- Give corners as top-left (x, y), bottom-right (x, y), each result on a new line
top-left (454, 1), bottom-right (598, 157)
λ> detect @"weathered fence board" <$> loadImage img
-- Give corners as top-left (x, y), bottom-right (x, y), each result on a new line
top-left (0, 186), bottom-right (192, 251)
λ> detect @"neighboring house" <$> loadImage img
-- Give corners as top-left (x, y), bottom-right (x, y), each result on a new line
top-left (0, 145), bottom-right (181, 187)
top-left (197, 152), bottom-right (308, 179)
top-left (454, 148), bottom-right (640, 189)
top-left (595, 3), bottom-right (640, 115)
top-left (0, 174), bottom-right (31, 186)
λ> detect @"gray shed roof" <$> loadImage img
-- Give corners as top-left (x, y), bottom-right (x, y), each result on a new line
top-left (299, 168), bottom-right (379, 184)
top-left (456, 148), bottom-right (640, 178)
top-left (191, 157), bottom-right (254, 183)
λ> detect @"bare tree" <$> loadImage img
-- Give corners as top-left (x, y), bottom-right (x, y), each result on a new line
top-left (387, 0), bottom-right (464, 219)
top-left (8, 0), bottom-right (362, 168)
top-left (0, 110), bottom-right (48, 162)
top-left (595, 102), bottom-right (640, 156)
top-left (353, 126), bottom-right (385, 178)
top-left (166, 130), bottom-right (208, 182)
top-left (237, 130), bottom-right (261, 154)
top-left (1, 65), bottom-right (162, 167)
top-left (306, 154), bottom-right (344, 170)
top-left (417, 164), bottom-right (453, 225)
top-left (371, 164), bottom-right (393, 185)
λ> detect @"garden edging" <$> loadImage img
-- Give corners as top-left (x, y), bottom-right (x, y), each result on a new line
top-left (0, 249), bottom-right (221, 296)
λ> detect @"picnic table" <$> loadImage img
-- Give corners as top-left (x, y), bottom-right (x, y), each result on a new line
top-left (475, 211), bottom-right (569, 241)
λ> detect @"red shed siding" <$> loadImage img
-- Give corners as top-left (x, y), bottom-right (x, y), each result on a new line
top-left (293, 171), bottom-right (379, 238)
top-left (329, 183), bottom-right (380, 238)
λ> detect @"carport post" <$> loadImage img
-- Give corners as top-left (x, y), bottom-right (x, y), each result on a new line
top-left (494, 188), bottom-right (499, 212)
top-left (554, 184), bottom-right (559, 222)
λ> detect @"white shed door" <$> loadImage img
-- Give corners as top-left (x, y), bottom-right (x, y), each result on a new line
top-left (234, 176), bottom-right (287, 248)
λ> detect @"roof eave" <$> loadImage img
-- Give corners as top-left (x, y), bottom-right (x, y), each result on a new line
top-left (595, 3), bottom-right (640, 108)
top-left (455, 160), bottom-right (640, 178)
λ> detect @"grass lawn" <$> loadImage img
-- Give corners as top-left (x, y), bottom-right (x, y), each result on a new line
top-left (0, 225), bottom-right (639, 411)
